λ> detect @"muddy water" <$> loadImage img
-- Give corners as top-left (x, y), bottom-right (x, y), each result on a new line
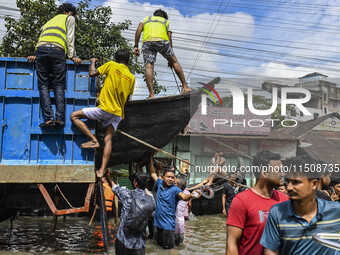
top-left (0, 214), bottom-right (226, 254)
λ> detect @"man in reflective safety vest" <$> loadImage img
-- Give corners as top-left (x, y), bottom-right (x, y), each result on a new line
top-left (28, 3), bottom-right (81, 128)
top-left (134, 9), bottom-right (191, 99)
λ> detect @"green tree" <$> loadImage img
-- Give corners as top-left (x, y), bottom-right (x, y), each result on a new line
top-left (0, 0), bottom-right (165, 94)
top-left (1, 0), bottom-right (56, 57)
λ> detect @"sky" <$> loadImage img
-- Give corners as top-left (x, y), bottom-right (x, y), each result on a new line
top-left (1, 0), bottom-right (340, 98)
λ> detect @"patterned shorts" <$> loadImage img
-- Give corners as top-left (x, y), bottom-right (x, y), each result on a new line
top-left (142, 40), bottom-right (174, 64)
top-left (82, 107), bottom-right (122, 131)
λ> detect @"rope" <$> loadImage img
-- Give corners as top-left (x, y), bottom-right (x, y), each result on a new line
top-left (170, 67), bottom-right (181, 93)
top-left (116, 129), bottom-right (196, 168)
top-left (187, 127), bottom-right (253, 160)
top-left (56, 184), bottom-right (74, 209)
top-left (116, 129), bottom-right (249, 188)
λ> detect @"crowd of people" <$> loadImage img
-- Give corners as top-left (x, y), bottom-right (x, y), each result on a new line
top-left (104, 153), bottom-right (200, 254)
top-left (101, 149), bottom-right (340, 255)
top-left (27, 3), bottom-right (340, 254)
top-left (225, 151), bottom-right (340, 255)
top-left (92, 139), bottom-right (340, 254)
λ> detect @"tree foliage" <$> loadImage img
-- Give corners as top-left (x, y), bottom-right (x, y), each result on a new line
top-left (1, 0), bottom-right (56, 57)
top-left (0, 0), bottom-right (165, 94)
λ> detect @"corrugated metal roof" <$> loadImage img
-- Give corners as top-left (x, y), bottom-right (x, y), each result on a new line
top-left (277, 113), bottom-right (340, 165)
top-left (181, 129), bottom-right (297, 141)
top-left (299, 72), bottom-right (328, 79)
top-left (299, 130), bottom-right (340, 165)
top-left (277, 113), bottom-right (340, 138)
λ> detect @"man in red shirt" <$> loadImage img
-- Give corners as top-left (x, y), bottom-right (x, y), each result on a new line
top-left (226, 150), bottom-right (288, 255)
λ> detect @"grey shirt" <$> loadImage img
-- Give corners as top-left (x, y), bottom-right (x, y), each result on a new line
top-left (112, 184), bottom-right (156, 250)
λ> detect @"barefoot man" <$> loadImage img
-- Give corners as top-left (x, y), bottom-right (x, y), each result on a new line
top-left (134, 9), bottom-right (191, 99)
top-left (71, 49), bottom-right (135, 178)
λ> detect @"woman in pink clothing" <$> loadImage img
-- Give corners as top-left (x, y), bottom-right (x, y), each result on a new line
top-left (174, 178), bottom-right (200, 245)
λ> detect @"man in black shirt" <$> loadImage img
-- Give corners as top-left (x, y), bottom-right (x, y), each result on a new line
top-left (316, 170), bottom-right (332, 201)
top-left (222, 173), bottom-right (239, 217)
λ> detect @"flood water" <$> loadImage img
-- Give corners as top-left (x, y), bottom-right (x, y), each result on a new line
top-left (0, 214), bottom-right (226, 254)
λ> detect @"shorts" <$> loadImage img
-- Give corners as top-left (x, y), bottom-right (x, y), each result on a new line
top-left (82, 107), bottom-right (122, 131)
top-left (174, 233), bottom-right (184, 245)
top-left (142, 41), bottom-right (174, 64)
top-left (115, 238), bottom-right (145, 255)
top-left (156, 227), bottom-right (175, 249)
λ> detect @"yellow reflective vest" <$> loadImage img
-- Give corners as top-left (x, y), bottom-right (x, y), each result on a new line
top-left (142, 16), bottom-right (169, 43)
top-left (36, 14), bottom-right (68, 54)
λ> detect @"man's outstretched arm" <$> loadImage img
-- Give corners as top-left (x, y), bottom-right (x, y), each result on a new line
top-left (104, 170), bottom-right (116, 188)
top-left (149, 153), bottom-right (158, 182)
top-left (89, 58), bottom-right (100, 77)
top-left (134, 22), bottom-right (143, 56)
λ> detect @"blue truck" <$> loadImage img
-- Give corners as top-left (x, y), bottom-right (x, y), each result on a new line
top-left (0, 57), bottom-right (97, 217)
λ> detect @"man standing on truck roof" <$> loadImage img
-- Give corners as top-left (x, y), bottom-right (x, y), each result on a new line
top-left (134, 9), bottom-right (191, 99)
top-left (28, 3), bottom-right (81, 128)
top-left (70, 49), bottom-right (135, 179)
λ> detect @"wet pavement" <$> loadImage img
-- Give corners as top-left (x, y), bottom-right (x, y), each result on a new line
top-left (0, 214), bottom-right (226, 254)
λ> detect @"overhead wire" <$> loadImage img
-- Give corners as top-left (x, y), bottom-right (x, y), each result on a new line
top-left (127, 0), bottom-right (340, 10)
top-left (3, 3), bottom-right (340, 36)
top-left (89, 0), bottom-right (340, 15)
top-left (0, 0), bottom-right (340, 88)
top-left (121, 30), bottom-right (340, 64)
top-left (187, 0), bottom-right (229, 80)
top-left (3, 25), bottom-right (340, 77)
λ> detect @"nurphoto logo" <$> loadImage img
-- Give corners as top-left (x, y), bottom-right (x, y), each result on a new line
top-left (200, 84), bottom-right (312, 128)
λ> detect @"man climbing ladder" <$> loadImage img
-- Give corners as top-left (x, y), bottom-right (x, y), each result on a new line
top-left (70, 49), bottom-right (135, 178)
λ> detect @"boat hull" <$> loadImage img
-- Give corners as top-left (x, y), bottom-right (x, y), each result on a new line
top-left (95, 78), bottom-right (221, 167)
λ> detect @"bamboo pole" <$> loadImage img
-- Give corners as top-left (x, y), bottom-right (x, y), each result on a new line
top-left (116, 129), bottom-right (250, 189)
top-left (116, 129), bottom-right (197, 167)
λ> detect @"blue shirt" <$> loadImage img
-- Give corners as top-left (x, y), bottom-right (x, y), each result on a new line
top-left (260, 197), bottom-right (340, 255)
top-left (112, 185), bottom-right (156, 250)
top-left (154, 178), bottom-right (182, 231)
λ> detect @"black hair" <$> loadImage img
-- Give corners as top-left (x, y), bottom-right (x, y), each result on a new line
top-left (228, 172), bottom-right (236, 177)
top-left (331, 178), bottom-right (340, 186)
top-left (280, 182), bottom-right (287, 188)
top-left (134, 172), bottom-right (150, 190)
top-left (57, 3), bottom-right (77, 16)
top-left (252, 150), bottom-right (281, 178)
top-left (284, 155), bottom-right (321, 180)
top-left (177, 178), bottom-right (187, 191)
top-left (163, 169), bottom-right (175, 177)
top-left (153, 9), bottom-right (168, 19)
top-left (115, 49), bottom-right (130, 65)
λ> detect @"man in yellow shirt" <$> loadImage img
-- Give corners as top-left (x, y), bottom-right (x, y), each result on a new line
top-left (71, 49), bottom-right (135, 178)
top-left (134, 9), bottom-right (191, 99)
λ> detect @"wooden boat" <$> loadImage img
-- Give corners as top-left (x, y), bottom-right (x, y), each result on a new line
top-left (95, 77), bottom-right (221, 167)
